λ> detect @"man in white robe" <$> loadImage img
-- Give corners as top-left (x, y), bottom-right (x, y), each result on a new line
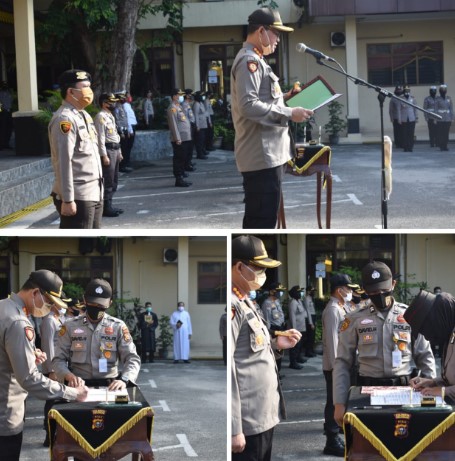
top-left (170, 302), bottom-right (192, 363)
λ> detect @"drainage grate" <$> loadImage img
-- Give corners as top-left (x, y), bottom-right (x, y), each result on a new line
top-left (0, 197), bottom-right (53, 228)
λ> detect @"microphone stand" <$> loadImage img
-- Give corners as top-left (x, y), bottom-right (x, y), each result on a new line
top-left (313, 58), bottom-right (441, 229)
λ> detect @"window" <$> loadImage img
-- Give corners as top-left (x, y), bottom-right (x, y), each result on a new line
top-left (35, 256), bottom-right (114, 291)
top-left (197, 261), bottom-right (226, 304)
top-left (367, 41), bottom-right (443, 86)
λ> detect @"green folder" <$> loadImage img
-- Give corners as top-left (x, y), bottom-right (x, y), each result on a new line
top-left (287, 75), bottom-right (341, 111)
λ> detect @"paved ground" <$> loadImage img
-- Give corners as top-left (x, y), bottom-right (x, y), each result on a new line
top-left (21, 360), bottom-right (226, 461)
top-left (4, 141), bottom-right (455, 230)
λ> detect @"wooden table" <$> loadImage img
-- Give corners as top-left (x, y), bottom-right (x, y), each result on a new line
top-left (279, 143), bottom-right (332, 229)
top-left (344, 387), bottom-right (455, 461)
top-left (48, 387), bottom-right (154, 461)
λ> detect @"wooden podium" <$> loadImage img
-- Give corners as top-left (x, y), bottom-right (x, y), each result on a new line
top-left (278, 143), bottom-right (332, 229)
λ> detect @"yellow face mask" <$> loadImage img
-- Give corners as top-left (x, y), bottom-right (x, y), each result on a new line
top-left (71, 87), bottom-right (94, 108)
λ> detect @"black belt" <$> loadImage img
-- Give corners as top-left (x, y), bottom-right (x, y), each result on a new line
top-left (105, 142), bottom-right (121, 150)
top-left (357, 375), bottom-right (410, 386)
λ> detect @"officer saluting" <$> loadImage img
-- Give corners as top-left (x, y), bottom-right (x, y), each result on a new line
top-left (49, 69), bottom-right (103, 229)
top-left (53, 278), bottom-right (141, 390)
top-left (333, 261), bottom-right (436, 427)
top-left (231, 235), bottom-right (301, 460)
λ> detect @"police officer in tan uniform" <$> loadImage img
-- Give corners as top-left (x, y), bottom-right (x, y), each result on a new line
top-left (167, 88), bottom-right (193, 187)
top-left (423, 86), bottom-right (438, 147)
top-left (435, 84), bottom-right (454, 151)
top-left (398, 85), bottom-right (418, 152)
top-left (182, 89), bottom-right (196, 171)
top-left (231, 8), bottom-right (313, 229)
top-left (405, 290), bottom-right (455, 404)
top-left (49, 69), bottom-right (103, 229)
top-left (333, 261), bottom-right (436, 427)
top-left (322, 273), bottom-right (357, 457)
top-left (0, 270), bottom-right (88, 461)
top-left (193, 91), bottom-right (209, 160)
top-left (53, 278), bottom-right (141, 390)
top-left (94, 92), bottom-right (124, 217)
top-left (232, 235), bottom-right (301, 461)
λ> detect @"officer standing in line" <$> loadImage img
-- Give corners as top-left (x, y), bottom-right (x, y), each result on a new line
top-left (230, 7), bottom-right (313, 229)
top-left (94, 93), bottom-right (124, 218)
top-left (53, 278), bottom-right (141, 389)
top-left (0, 270), bottom-right (88, 461)
top-left (333, 261), bottom-right (436, 427)
top-left (231, 235), bottom-right (301, 460)
top-left (398, 85), bottom-right (418, 152)
top-left (321, 273), bottom-right (357, 457)
top-left (423, 86), bottom-right (439, 147)
top-left (204, 91), bottom-right (215, 151)
top-left (192, 91), bottom-right (209, 160)
top-left (143, 91), bottom-right (154, 129)
top-left (114, 91), bottom-right (133, 173)
top-left (389, 84), bottom-right (403, 148)
top-left (435, 84), bottom-right (454, 151)
top-left (304, 286), bottom-right (317, 357)
top-left (137, 301), bottom-right (158, 363)
top-left (48, 69), bottom-right (103, 229)
top-left (167, 88), bottom-right (193, 187)
top-left (182, 89), bottom-right (197, 172)
top-left (261, 282), bottom-right (287, 375)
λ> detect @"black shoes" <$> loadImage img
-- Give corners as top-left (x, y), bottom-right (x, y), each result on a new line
top-left (289, 363), bottom-right (304, 370)
top-left (184, 360), bottom-right (191, 363)
top-left (103, 203), bottom-right (120, 217)
top-left (323, 435), bottom-right (345, 457)
top-left (175, 177), bottom-right (192, 187)
top-left (197, 155), bottom-right (208, 159)
top-left (119, 166), bottom-right (133, 173)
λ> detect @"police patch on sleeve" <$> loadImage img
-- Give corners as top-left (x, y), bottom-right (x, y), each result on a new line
top-left (60, 121), bottom-right (72, 134)
top-left (58, 325), bottom-right (67, 337)
top-left (25, 326), bottom-right (35, 342)
top-left (340, 318), bottom-right (350, 332)
top-left (231, 306), bottom-right (236, 320)
top-left (122, 325), bottom-right (132, 342)
top-left (247, 60), bottom-right (258, 73)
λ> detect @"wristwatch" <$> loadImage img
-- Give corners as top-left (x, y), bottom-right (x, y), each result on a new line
top-left (120, 375), bottom-right (129, 385)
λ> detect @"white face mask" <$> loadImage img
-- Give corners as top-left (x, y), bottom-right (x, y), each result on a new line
top-left (241, 264), bottom-right (267, 291)
top-left (178, 305), bottom-right (185, 312)
top-left (178, 95), bottom-right (184, 103)
top-left (343, 291), bottom-right (353, 303)
top-left (59, 308), bottom-right (67, 315)
top-left (260, 29), bottom-right (273, 56)
top-left (32, 291), bottom-right (53, 318)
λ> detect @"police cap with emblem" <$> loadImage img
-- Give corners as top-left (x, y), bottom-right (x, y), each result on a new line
top-left (58, 69), bottom-right (91, 87)
top-left (330, 273), bottom-right (357, 290)
top-left (99, 92), bottom-right (119, 106)
top-left (84, 278), bottom-right (113, 308)
top-left (232, 235), bottom-right (281, 269)
top-left (28, 269), bottom-right (67, 309)
top-left (269, 281), bottom-right (287, 291)
top-left (361, 261), bottom-right (393, 293)
top-left (171, 88), bottom-right (185, 96)
top-left (248, 7), bottom-right (294, 32)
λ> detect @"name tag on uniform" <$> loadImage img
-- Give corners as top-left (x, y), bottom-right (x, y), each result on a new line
top-left (99, 358), bottom-right (108, 372)
top-left (392, 348), bottom-right (402, 368)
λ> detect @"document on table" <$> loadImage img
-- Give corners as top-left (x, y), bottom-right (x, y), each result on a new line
top-left (369, 387), bottom-right (443, 405)
top-left (84, 387), bottom-right (129, 402)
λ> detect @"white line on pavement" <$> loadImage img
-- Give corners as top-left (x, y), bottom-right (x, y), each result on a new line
top-left (159, 400), bottom-right (171, 412)
top-left (280, 418), bottom-right (325, 425)
top-left (347, 193), bottom-right (363, 205)
top-left (153, 434), bottom-right (198, 457)
top-left (149, 379), bottom-right (157, 388)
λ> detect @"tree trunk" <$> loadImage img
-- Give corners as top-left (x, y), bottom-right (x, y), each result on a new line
top-left (102, 0), bottom-right (140, 94)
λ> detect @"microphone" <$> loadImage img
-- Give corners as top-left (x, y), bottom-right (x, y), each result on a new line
top-left (296, 43), bottom-right (335, 62)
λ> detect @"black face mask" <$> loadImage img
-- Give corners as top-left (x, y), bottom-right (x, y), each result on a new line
top-left (86, 305), bottom-right (105, 322)
top-left (106, 104), bottom-right (115, 111)
top-left (352, 295), bottom-right (361, 305)
top-left (71, 308), bottom-right (80, 316)
top-left (369, 290), bottom-right (394, 311)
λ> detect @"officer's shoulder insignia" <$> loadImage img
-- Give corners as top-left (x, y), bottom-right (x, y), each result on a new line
top-left (247, 60), bottom-right (258, 73)
top-left (24, 326), bottom-right (35, 342)
top-left (171, 108), bottom-right (177, 113)
top-left (60, 121), bottom-right (72, 134)
top-left (122, 325), bottom-right (132, 342)
top-left (231, 306), bottom-right (236, 320)
top-left (340, 318), bottom-right (350, 332)
top-left (58, 325), bottom-right (67, 336)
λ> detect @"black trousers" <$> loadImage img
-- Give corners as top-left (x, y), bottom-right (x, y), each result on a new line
top-left (194, 128), bottom-right (207, 158)
top-left (222, 335), bottom-right (227, 366)
top-left (437, 121), bottom-right (451, 150)
top-left (289, 331), bottom-right (305, 365)
top-left (232, 427), bottom-right (274, 461)
top-left (402, 120), bottom-right (416, 151)
top-left (52, 195), bottom-right (103, 229)
top-left (242, 165), bottom-right (284, 229)
top-left (427, 120), bottom-right (438, 147)
top-left (305, 315), bottom-right (316, 354)
top-left (0, 109), bottom-right (13, 148)
top-left (172, 141), bottom-right (191, 178)
top-left (1, 432), bottom-right (23, 461)
top-left (392, 119), bottom-right (403, 148)
top-left (102, 148), bottom-right (121, 200)
top-left (323, 370), bottom-right (339, 436)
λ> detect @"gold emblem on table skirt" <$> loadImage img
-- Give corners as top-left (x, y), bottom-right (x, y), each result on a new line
top-left (92, 409), bottom-right (107, 431)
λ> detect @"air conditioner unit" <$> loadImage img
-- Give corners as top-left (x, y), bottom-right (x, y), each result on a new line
top-left (331, 31), bottom-right (346, 47)
top-left (163, 248), bottom-right (178, 263)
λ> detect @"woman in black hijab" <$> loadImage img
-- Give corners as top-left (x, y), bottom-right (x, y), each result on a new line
top-left (404, 290), bottom-right (455, 403)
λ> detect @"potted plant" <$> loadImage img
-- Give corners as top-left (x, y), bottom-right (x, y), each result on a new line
top-left (157, 314), bottom-right (173, 359)
top-left (213, 124), bottom-right (226, 149)
top-left (323, 100), bottom-right (347, 145)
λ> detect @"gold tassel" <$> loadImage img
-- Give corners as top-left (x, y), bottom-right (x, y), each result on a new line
top-left (344, 411), bottom-right (455, 461)
top-left (48, 407), bottom-right (153, 458)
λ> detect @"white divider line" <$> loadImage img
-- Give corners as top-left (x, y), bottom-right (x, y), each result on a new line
top-left (153, 434), bottom-right (198, 457)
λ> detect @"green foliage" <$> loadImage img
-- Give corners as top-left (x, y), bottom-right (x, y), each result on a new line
top-left (394, 275), bottom-right (428, 304)
top-left (157, 315), bottom-right (173, 350)
top-left (63, 282), bottom-right (84, 301)
top-left (333, 265), bottom-right (362, 285)
top-left (323, 100), bottom-right (347, 137)
top-left (110, 294), bottom-right (141, 341)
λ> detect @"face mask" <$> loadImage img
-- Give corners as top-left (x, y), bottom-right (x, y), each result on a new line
top-left (394, 90), bottom-right (402, 96)
top-left (430, 91), bottom-right (437, 97)
top-left (277, 291), bottom-right (283, 297)
top-left (178, 305), bottom-right (185, 311)
top-left (352, 295), bottom-right (361, 305)
top-left (241, 264), bottom-right (267, 291)
top-left (369, 290), bottom-right (394, 311)
top-left (31, 291), bottom-right (53, 318)
top-left (249, 290), bottom-right (257, 300)
top-left (58, 308), bottom-right (67, 315)
top-left (260, 29), bottom-right (273, 55)
top-left (106, 103), bottom-right (115, 111)
top-left (146, 307), bottom-right (152, 313)
top-left (71, 87), bottom-right (94, 108)
top-left (178, 95), bottom-right (184, 103)
top-left (404, 92), bottom-right (410, 98)
top-left (440, 89), bottom-right (447, 96)
top-left (86, 305), bottom-right (105, 322)
top-left (343, 292), bottom-right (353, 303)
top-left (71, 308), bottom-right (80, 316)
top-left (300, 292), bottom-right (305, 299)
top-left (202, 96), bottom-right (206, 101)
